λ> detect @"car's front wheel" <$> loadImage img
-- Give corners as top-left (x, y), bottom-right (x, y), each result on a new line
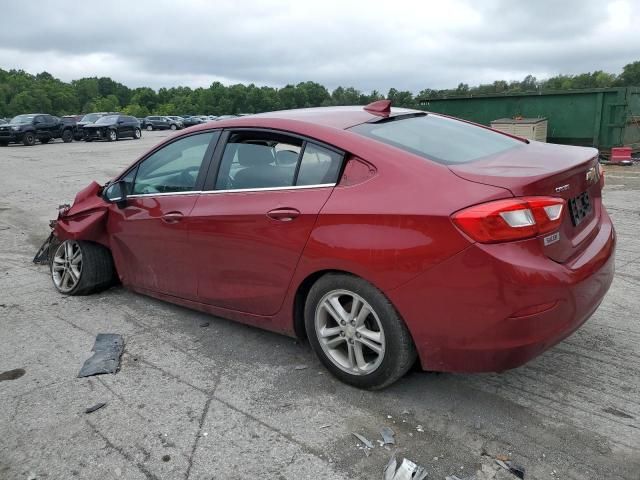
top-left (62, 129), bottom-right (73, 143)
top-left (108, 129), bottom-right (118, 142)
top-left (305, 273), bottom-right (416, 389)
top-left (170, 124), bottom-right (177, 130)
top-left (23, 132), bottom-right (36, 146)
top-left (133, 128), bottom-right (141, 139)
top-left (51, 240), bottom-right (115, 295)
top-left (146, 125), bottom-right (153, 131)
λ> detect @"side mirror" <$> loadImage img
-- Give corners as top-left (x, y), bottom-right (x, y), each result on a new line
top-left (103, 181), bottom-right (128, 209)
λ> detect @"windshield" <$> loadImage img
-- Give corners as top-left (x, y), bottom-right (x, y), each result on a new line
top-left (11, 115), bottom-right (35, 124)
top-left (96, 115), bottom-right (118, 125)
top-left (81, 113), bottom-right (102, 123)
top-left (350, 114), bottom-right (524, 164)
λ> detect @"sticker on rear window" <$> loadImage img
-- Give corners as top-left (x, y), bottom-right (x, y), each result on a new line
top-left (544, 232), bottom-right (560, 246)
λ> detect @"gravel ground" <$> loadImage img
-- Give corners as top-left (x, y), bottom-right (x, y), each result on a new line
top-left (1, 133), bottom-right (639, 480)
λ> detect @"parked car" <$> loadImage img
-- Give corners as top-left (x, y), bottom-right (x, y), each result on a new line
top-left (0, 113), bottom-right (75, 146)
top-left (76, 112), bottom-right (120, 140)
top-left (165, 116), bottom-right (185, 129)
top-left (141, 116), bottom-right (172, 131)
top-left (181, 116), bottom-right (204, 127)
top-left (48, 101), bottom-right (615, 389)
top-left (0, 118), bottom-right (8, 124)
top-left (215, 115), bottom-right (238, 121)
top-left (83, 115), bottom-right (141, 142)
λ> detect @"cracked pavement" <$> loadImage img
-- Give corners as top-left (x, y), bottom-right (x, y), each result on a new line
top-left (1, 134), bottom-right (639, 479)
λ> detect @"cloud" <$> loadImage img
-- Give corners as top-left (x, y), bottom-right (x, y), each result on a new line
top-left (0, 0), bottom-right (637, 92)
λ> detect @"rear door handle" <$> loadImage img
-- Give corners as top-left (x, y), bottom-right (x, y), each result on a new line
top-left (161, 211), bottom-right (184, 224)
top-left (267, 208), bottom-right (300, 222)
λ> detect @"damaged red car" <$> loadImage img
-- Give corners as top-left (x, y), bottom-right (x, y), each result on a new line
top-left (48, 101), bottom-right (615, 389)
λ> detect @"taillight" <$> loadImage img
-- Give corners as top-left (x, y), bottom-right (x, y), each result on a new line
top-left (452, 196), bottom-right (565, 243)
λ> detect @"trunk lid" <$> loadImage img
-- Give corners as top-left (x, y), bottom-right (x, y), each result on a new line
top-left (450, 141), bottom-right (602, 263)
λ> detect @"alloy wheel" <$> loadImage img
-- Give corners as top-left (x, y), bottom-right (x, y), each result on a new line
top-left (52, 241), bottom-right (82, 293)
top-left (109, 130), bottom-right (117, 141)
top-left (314, 289), bottom-right (386, 375)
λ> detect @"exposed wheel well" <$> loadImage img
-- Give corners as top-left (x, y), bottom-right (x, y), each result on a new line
top-left (292, 269), bottom-right (356, 341)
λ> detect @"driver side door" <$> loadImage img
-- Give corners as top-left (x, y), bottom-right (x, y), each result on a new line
top-left (107, 131), bottom-right (219, 299)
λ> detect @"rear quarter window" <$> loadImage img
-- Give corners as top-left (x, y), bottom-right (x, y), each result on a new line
top-left (349, 114), bottom-right (524, 164)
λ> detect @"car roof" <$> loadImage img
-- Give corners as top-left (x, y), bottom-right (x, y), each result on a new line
top-left (188, 105), bottom-right (420, 131)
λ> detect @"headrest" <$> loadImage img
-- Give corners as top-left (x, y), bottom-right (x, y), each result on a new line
top-left (276, 150), bottom-right (299, 165)
top-left (237, 143), bottom-right (275, 167)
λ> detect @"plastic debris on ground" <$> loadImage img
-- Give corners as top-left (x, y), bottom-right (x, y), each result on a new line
top-left (84, 402), bottom-right (107, 414)
top-left (380, 426), bottom-right (395, 445)
top-left (495, 459), bottom-right (525, 479)
top-left (78, 334), bottom-right (124, 377)
top-left (352, 432), bottom-right (374, 449)
top-left (383, 455), bottom-right (428, 480)
top-left (33, 232), bottom-right (58, 265)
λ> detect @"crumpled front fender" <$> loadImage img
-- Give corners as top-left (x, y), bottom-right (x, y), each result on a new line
top-left (54, 181), bottom-right (110, 247)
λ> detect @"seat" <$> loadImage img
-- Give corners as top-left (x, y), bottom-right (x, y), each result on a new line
top-left (233, 143), bottom-right (294, 189)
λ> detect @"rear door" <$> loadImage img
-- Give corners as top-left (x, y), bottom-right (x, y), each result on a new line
top-left (107, 131), bottom-right (219, 298)
top-left (189, 129), bottom-right (344, 315)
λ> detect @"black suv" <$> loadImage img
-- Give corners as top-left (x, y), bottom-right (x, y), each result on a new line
top-left (75, 112), bottom-right (119, 140)
top-left (83, 115), bottom-right (141, 142)
top-left (0, 114), bottom-right (75, 146)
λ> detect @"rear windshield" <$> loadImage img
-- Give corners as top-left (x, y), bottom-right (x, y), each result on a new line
top-left (349, 114), bottom-right (524, 164)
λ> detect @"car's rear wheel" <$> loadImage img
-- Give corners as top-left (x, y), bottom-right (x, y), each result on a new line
top-left (146, 125), bottom-right (153, 131)
top-left (51, 240), bottom-right (115, 295)
top-left (23, 132), bottom-right (36, 146)
top-left (133, 128), bottom-right (141, 139)
top-left (62, 129), bottom-right (73, 143)
top-left (305, 273), bottom-right (416, 389)
top-left (108, 129), bottom-right (118, 142)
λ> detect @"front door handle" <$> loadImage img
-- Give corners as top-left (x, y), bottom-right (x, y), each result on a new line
top-left (161, 211), bottom-right (184, 224)
top-left (267, 208), bottom-right (300, 222)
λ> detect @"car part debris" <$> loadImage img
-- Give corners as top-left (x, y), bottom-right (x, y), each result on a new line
top-left (380, 426), bottom-right (395, 445)
top-left (33, 232), bottom-right (59, 265)
top-left (199, 321), bottom-right (210, 328)
top-left (352, 432), bottom-right (374, 449)
top-left (78, 334), bottom-right (124, 377)
top-left (383, 455), bottom-right (428, 480)
top-left (85, 402), bottom-right (106, 414)
top-left (496, 459), bottom-right (525, 479)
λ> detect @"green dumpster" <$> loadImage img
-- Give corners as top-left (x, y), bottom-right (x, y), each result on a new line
top-left (417, 87), bottom-right (640, 156)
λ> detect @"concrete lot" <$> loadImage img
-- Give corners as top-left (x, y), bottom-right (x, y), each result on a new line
top-left (1, 133), bottom-right (639, 480)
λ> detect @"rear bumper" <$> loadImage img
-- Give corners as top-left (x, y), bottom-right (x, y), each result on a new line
top-left (388, 209), bottom-right (616, 372)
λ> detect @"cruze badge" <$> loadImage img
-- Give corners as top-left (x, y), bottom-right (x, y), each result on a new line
top-left (555, 184), bottom-right (570, 193)
top-left (585, 166), bottom-right (597, 184)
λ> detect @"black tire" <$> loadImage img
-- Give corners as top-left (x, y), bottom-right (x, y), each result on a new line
top-left (107, 129), bottom-right (118, 142)
top-left (23, 132), bottom-right (36, 146)
top-left (0, 141), bottom-right (7, 147)
top-left (62, 129), bottom-right (73, 143)
top-left (50, 240), bottom-right (116, 296)
top-left (133, 128), bottom-right (141, 139)
top-left (305, 273), bottom-right (416, 390)
top-left (146, 125), bottom-right (153, 131)
top-left (40, 137), bottom-right (51, 144)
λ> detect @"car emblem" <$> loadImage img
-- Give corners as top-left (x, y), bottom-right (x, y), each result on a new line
top-left (555, 184), bottom-right (570, 193)
top-left (585, 167), bottom-right (597, 184)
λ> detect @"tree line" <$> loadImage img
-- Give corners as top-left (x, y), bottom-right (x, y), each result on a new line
top-left (0, 61), bottom-right (638, 118)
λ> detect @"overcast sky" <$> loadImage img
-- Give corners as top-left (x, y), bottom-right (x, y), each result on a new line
top-left (0, 0), bottom-right (637, 93)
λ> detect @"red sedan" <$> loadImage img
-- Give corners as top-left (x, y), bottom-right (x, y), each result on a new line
top-left (50, 101), bottom-right (615, 389)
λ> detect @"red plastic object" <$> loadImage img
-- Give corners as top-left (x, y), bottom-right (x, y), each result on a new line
top-left (363, 99), bottom-right (391, 115)
top-left (610, 147), bottom-right (632, 164)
